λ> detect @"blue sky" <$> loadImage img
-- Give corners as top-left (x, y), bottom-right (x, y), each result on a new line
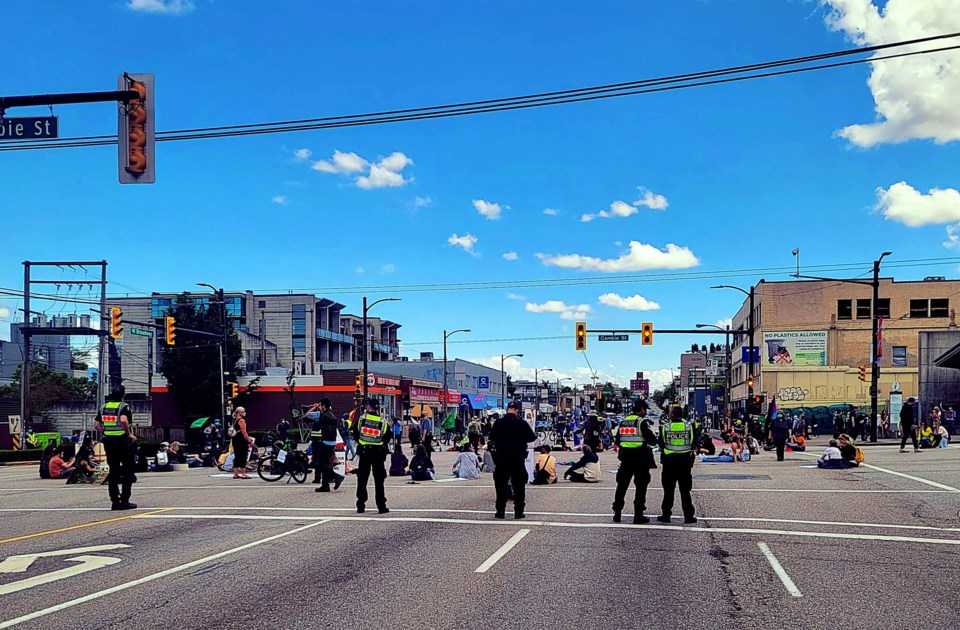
top-left (2, 0), bottom-right (960, 389)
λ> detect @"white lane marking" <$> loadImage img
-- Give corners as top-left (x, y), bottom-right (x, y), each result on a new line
top-left (0, 519), bottom-right (329, 629)
top-left (0, 545), bottom-right (131, 573)
top-left (475, 529), bottom-right (530, 573)
top-left (0, 555), bottom-right (121, 596)
top-left (135, 514), bottom-right (960, 546)
top-left (758, 542), bottom-right (802, 598)
top-left (859, 462), bottom-right (960, 492)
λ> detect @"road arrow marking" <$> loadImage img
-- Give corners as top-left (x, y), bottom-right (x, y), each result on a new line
top-left (0, 555), bottom-right (121, 596)
top-left (0, 545), bottom-right (130, 574)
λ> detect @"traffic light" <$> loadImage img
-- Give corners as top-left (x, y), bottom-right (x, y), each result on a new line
top-left (110, 307), bottom-right (123, 339)
top-left (118, 72), bottom-right (155, 184)
top-left (228, 382), bottom-right (238, 398)
top-left (354, 373), bottom-right (362, 396)
top-left (747, 376), bottom-right (755, 397)
top-left (575, 322), bottom-right (587, 351)
top-left (641, 322), bottom-right (653, 346)
top-left (164, 316), bottom-right (176, 346)
top-left (859, 364), bottom-right (867, 381)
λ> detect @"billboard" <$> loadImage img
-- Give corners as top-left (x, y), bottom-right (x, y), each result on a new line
top-left (762, 331), bottom-right (827, 367)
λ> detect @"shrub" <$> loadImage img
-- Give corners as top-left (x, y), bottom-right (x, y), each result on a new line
top-left (0, 449), bottom-right (45, 463)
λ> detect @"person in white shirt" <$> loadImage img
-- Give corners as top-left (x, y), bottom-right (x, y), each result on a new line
top-left (452, 448), bottom-right (481, 480)
top-left (936, 424), bottom-right (949, 448)
top-left (817, 440), bottom-right (845, 469)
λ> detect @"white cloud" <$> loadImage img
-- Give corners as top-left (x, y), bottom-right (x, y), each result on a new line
top-left (271, 195), bottom-right (288, 205)
top-left (312, 150), bottom-right (369, 174)
top-left (448, 233), bottom-right (479, 254)
top-left (473, 199), bottom-right (504, 220)
top-left (0, 306), bottom-right (10, 319)
top-left (506, 293), bottom-right (526, 301)
top-left (598, 292), bottom-right (661, 311)
top-left (644, 368), bottom-right (677, 392)
top-left (293, 148), bottom-right (312, 161)
top-left (876, 181), bottom-right (960, 226)
top-left (414, 196), bottom-right (433, 207)
top-left (543, 208), bottom-right (559, 216)
top-left (634, 187), bottom-right (669, 210)
top-left (715, 318), bottom-right (733, 329)
top-left (471, 356), bottom-right (577, 385)
top-left (525, 300), bottom-right (592, 320)
top-left (380, 263), bottom-right (397, 274)
top-left (945, 225), bottom-right (960, 250)
top-left (127, 0), bottom-right (194, 14)
top-left (355, 267), bottom-right (365, 274)
top-left (582, 200), bottom-right (635, 222)
top-left (537, 241), bottom-right (700, 273)
top-left (820, 0), bottom-right (960, 146)
top-left (502, 252), bottom-right (518, 261)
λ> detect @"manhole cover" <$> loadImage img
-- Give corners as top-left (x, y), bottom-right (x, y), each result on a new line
top-left (696, 474), bottom-right (771, 481)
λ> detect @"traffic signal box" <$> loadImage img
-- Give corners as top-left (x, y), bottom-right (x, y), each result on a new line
top-left (355, 374), bottom-right (362, 397)
top-left (110, 307), bottom-right (123, 339)
top-left (858, 364), bottom-right (867, 381)
top-left (575, 322), bottom-right (587, 350)
top-left (118, 73), bottom-right (155, 184)
top-left (164, 316), bottom-right (176, 346)
top-left (228, 382), bottom-right (238, 398)
top-left (641, 322), bottom-right (653, 346)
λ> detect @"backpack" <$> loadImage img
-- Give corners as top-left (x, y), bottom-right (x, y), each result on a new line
top-left (854, 446), bottom-right (865, 463)
top-left (39, 458), bottom-right (51, 479)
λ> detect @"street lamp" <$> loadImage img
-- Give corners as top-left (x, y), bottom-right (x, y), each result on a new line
top-left (500, 353), bottom-right (523, 408)
top-left (697, 323), bottom-right (732, 425)
top-left (533, 367), bottom-right (553, 423)
top-left (711, 282), bottom-right (759, 414)
top-left (442, 328), bottom-right (471, 427)
top-left (197, 282), bottom-right (227, 431)
top-left (362, 297), bottom-right (401, 409)
top-left (556, 376), bottom-right (572, 415)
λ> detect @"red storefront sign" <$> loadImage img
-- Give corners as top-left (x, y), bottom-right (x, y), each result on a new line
top-left (401, 379), bottom-right (443, 404)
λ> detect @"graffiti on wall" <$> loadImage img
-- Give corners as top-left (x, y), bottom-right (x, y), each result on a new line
top-left (777, 386), bottom-right (809, 401)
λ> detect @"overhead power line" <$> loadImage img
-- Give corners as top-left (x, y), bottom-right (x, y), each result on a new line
top-left (1, 33), bottom-right (958, 152)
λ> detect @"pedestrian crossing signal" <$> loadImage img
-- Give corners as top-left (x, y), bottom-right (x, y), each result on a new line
top-left (110, 307), bottom-right (123, 339)
top-left (641, 322), bottom-right (653, 346)
top-left (858, 364), bottom-right (867, 381)
top-left (575, 322), bottom-right (587, 350)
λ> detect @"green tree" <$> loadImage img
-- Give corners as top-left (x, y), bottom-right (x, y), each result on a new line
top-left (158, 293), bottom-right (242, 419)
top-left (0, 363), bottom-right (97, 416)
top-left (652, 380), bottom-right (678, 409)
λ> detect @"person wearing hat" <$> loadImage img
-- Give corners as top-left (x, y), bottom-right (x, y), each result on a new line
top-left (612, 398), bottom-right (657, 524)
top-left (488, 400), bottom-right (537, 519)
top-left (353, 399), bottom-right (392, 513)
top-left (94, 386), bottom-right (138, 510)
top-left (899, 397), bottom-right (921, 453)
top-left (657, 404), bottom-right (698, 524)
top-left (582, 411), bottom-right (603, 452)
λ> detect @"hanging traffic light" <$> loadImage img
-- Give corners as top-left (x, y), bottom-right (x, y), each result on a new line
top-left (118, 73), bottom-right (155, 184)
top-left (859, 364), bottom-right (867, 381)
top-left (110, 307), bottom-right (123, 339)
top-left (641, 322), bottom-right (653, 346)
top-left (575, 321), bottom-right (587, 351)
top-left (164, 316), bottom-right (176, 346)
top-left (354, 373), bottom-right (362, 396)
top-left (228, 382), bottom-right (238, 398)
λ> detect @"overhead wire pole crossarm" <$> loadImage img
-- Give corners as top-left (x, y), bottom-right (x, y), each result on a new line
top-left (0, 90), bottom-right (142, 110)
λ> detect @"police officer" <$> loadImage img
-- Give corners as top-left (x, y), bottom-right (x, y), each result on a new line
top-left (612, 399), bottom-right (657, 524)
top-left (94, 386), bottom-right (137, 510)
top-left (657, 405), bottom-right (698, 524)
top-left (353, 399), bottom-right (391, 514)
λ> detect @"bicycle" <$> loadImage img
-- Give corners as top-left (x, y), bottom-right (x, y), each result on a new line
top-left (257, 432), bottom-right (310, 484)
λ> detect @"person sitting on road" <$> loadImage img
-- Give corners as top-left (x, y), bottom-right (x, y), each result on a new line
top-left (786, 434), bottom-right (807, 452)
top-left (389, 442), bottom-right (409, 477)
top-left (39, 443), bottom-right (57, 479)
top-left (817, 439), bottom-right (846, 469)
top-left (936, 423), bottom-right (950, 448)
top-left (48, 446), bottom-right (76, 480)
top-left (696, 432), bottom-right (716, 455)
top-left (531, 445), bottom-right (557, 485)
top-left (482, 446), bottom-right (496, 474)
top-left (452, 447), bottom-right (481, 479)
top-left (837, 434), bottom-right (860, 467)
top-left (150, 442), bottom-right (174, 472)
top-left (409, 444), bottom-right (435, 482)
top-left (919, 423), bottom-right (936, 449)
top-left (563, 444), bottom-right (600, 483)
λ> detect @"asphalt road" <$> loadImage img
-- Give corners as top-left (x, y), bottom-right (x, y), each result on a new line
top-left (2, 438), bottom-right (959, 630)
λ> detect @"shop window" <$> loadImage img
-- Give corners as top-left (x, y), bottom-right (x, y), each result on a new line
top-left (258, 300), bottom-right (266, 308)
top-left (837, 300), bottom-right (852, 320)
top-left (909, 299), bottom-right (929, 318)
top-left (931, 298), bottom-right (949, 318)
top-left (892, 346), bottom-right (907, 367)
top-left (876, 298), bottom-right (890, 318)
top-left (856, 299), bottom-right (871, 320)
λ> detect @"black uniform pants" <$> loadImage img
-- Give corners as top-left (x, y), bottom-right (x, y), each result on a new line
top-left (774, 439), bottom-right (787, 461)
top-left (103, 436), bottom-right (135, 505)
top-left (612, 455), bottom-right (651, 514)
top-left (660, 455), bottom-right (695, 519)
top-left (356, 446), bottom-right (388, 510)
top-left (901, 424), bottom-right (919, 450)
top-left (494, 457), bottom-right (528, 515)
top-left (314, 442), bottom-right (337, 487)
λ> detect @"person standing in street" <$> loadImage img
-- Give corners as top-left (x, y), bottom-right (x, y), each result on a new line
top-left (769, 412), bottom-right (792, 462)
top-left (230, 407), bottom-right (254, 479)
top-left (314, 398), bottom-right (344, 493)
top-left (341, 412), bottom-right (357, 461)
top-left (611, 399), bottom-right (657, 524)
top-left (94, 386), bottom-right (138, 510)
top-left (354, 399), bottom-right (392, 514)
top-left (657, 405), bottom-right (698, 524)
top-left (489, 400), bottom-right (536, 520)
top-left (900, 397), bottom-right (921, 453)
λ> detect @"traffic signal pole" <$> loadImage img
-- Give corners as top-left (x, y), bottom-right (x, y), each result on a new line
top-left (0, 89), bottom-right (142, 110)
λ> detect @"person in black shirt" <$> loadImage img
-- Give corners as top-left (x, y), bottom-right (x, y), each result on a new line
top-left (313, 398), bottom-right (345, 492)
top-left (488, 401), bottom-right (536, 520)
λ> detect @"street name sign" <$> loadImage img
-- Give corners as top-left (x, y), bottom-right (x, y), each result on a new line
top-left (130, 327), bottom-right (152, 337)
top-left (0, 116), bottom-right (58, 140)
top-left (598, 334), bottom-right (629, 341)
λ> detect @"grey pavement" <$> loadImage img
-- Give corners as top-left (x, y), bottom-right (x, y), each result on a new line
top-left (1, 440), bottom-right (959, 630)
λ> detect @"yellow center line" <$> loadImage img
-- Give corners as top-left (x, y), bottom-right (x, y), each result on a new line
top-left (0, 509), bottom-right (171, 545)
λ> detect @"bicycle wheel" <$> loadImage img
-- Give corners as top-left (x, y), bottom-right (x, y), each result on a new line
top-left (257, 456), bottom-right (285, 482)
top-left (547, 430), bottom-right (557, 442)
top-left (289, 458), bottom-right (308, 484)
top-left (536, 430), bottom-right (546, 441)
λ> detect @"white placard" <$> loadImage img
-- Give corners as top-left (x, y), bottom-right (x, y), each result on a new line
top-left (276, 449), bottom-right (288, 463)
top-left (8, 415), bottom-right (22, 435)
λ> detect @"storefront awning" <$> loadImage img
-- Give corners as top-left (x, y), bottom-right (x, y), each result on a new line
top-left (935, 342), bottom-right (960, 370)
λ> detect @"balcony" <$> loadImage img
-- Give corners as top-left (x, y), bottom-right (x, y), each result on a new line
top-left (316, 328), bottom-right (354, 344)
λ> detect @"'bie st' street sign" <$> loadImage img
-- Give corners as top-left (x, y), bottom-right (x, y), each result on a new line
top-left (598, 334), bottom-right (629, 341)
top-left (0, 116), bottom-right (58, 140)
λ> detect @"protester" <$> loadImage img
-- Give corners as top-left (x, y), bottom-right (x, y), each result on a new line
top-left (900, 398), bottom-right (921, 453)
top-left (837, 434), bottom-right (860, 468)
top-left (389, 442), bottom-right (409, 477)
top-left (696, 432), bottom-right (716, 455)
top-left (408, 420), bottom-right (422, 453)
top-left (817, 439), bottom-right (846, 469)
top-left (409, 444), bottom-right (435, 482)
top-left (452, 447), bottom-right (482, 479)
top-left (937, 423), bottom-right (950, 448)
top-left (39, 443), bottom-right (57, 479)
top-left (230, 407), bottom-right (254, 479)
top-left (532, 445), bottom-right (557, 485)
top-left (481, 446), bottom-right (496, 474)
top-left (563, 444), bottom-right (600, 483)
top-left (919, 423), bottom-right (936, 449)
top-left (391, 416), bottom-right (403, 448)
top-left (489, 400), bottom-right (536, 519)
top-left (49, 446), bottom-right (76, 480)
top-left (341, 412), bottom-right (357, 461)
top-left (768, 411), bottom-right (792, 462)
top-left (786, 434), bottom-right (807, 452)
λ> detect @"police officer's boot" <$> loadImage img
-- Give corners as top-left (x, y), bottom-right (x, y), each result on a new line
top-left (613, 510), bottom-right (621, 523)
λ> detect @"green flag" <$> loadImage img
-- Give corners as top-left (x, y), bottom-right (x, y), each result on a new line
top-left (441, 410), bottom-right (457, 430)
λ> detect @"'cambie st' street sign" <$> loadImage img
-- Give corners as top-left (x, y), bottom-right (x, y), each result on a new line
top-left (0, 116), bottom-right (58, 140)
top-left (598, 334), bottom-right (629, 341)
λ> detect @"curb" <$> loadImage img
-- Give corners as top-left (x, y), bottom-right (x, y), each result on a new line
top-left (0, 461), bottom-right (40, 467)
